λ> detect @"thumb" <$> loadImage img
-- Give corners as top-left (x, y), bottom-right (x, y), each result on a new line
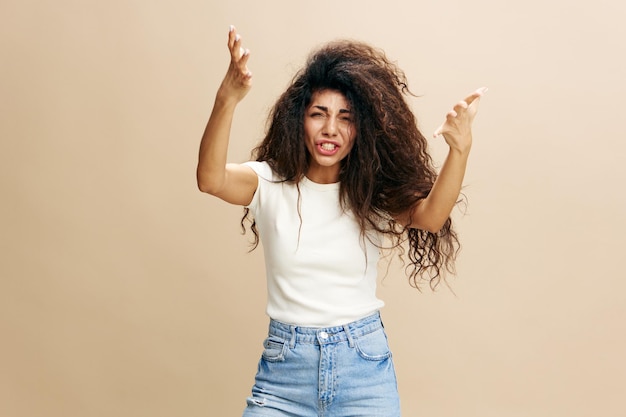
top-left (433, 123), bottom-right (444, 138)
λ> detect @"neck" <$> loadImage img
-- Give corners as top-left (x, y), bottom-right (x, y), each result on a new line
top-left (306, 165), bottom-right (339, 184)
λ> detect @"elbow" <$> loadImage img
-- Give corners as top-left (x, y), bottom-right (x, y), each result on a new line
top-left (405, 219), bottom-right (442, 234)
top-left (409, 204), bottom-right (450, 234)
top-left (197, 180), bottom-right (220, 195)
top-left (414, 217), bottom-right (447, 235)
top-left (196, 171), bottom-right (222, 195)
top-left (423, 226), bottom-right (439, 235)
top-left (404, 212), bottom-right (445, 235)
top-left (197, 181), bottom-right (213, 194)
top-left (422, 223), bottom-right (443, 235)
top-left (424, 216), bottom-right (452, 235)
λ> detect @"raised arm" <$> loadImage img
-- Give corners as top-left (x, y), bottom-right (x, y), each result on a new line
top-left (196, 26), bottom-right (258, 206)
top-left (400, 87), bottom-right (487, 233)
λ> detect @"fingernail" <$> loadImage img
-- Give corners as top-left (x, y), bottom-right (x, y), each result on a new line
top-left (235, 34), bottom-right (240, 42)
top-left (229, 25), bottom-right (234, 32)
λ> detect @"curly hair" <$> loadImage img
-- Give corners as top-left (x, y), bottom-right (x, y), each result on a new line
top-left (241, 40), bottom-right (461, 289)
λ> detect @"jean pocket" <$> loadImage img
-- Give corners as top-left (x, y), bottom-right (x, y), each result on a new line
top-left (261, 336), bottom-right (287, 362)
top-left (354, 328), bottom-right (392, 361)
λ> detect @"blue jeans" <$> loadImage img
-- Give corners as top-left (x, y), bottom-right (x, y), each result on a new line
top-left (242, 312), bottom-right (401, 416)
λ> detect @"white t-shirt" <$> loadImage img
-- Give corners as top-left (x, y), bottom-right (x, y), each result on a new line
top-left (244, 161), bottom-right (385, 327)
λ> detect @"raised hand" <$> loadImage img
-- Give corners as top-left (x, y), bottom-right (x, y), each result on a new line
top-left (434, 87), bottom-right (487, 154)
top-left (216, 25), bottom-right (253, 105)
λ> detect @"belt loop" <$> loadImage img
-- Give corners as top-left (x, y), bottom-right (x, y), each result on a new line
top-left (343, 324), bottom-right (355, 348)
top-left (289, 325), bottom-right (297, 348)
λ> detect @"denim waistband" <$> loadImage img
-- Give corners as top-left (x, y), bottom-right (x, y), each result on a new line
top-left (268, 311), bottom-right (383, 347)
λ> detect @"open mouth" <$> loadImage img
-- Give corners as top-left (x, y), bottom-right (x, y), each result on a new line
top-left (317, 142), bottom-right (340, 156)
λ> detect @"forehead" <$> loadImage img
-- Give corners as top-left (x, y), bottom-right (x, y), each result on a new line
top-left (308, 89), bottom-right (351, 110)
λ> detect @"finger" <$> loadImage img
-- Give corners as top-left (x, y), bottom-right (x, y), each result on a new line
top-left (229, 31), bottom-right (245, 59)
top-left (239, 48), bottom-right (251, 66)
top-left (235, 38), bottom-right (249, 61)
top-left (464, 86), bottom-right (488, 106)
top-left (237, 50), bottom-right (252, 76)
top-left (433, 111), bottom-right (457, 138)
top-left (464, 92), bottom-right (481, 106)
top-left (233, 34), bottom-right (242, 57)
top-left (433, 124), bottom-right (443, 137)
top-left (228, 25), bottom-right (236, 49)
top-left (453, 100), bottom-right (468, 114)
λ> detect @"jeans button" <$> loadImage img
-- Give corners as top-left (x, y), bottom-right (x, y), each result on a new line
top-left (319, 331), bottom-right (329, 339)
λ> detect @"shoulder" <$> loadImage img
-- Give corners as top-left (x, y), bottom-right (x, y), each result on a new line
top-left (243, 161), bottom-right (273, 180)
top-left (243, 160), bottom-right (287, 183)
top-left (242, 161), bottom-right (288, 211)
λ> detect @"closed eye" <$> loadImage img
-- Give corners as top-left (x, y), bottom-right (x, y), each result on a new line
top-left (339, 109), bottom-right (352, 122)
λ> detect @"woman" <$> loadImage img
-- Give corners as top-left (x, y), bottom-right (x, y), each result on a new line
top-left (197, 25), bottom-right (485, 417)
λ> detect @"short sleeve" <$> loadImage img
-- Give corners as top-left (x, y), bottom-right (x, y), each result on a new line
top-left (243, 161), bottom-right (273, 179)
top-left (242, 161), bottom-right (273, 213)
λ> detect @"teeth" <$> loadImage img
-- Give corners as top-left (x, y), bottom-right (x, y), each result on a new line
top-left (321, 143), bottom-right (336, 151)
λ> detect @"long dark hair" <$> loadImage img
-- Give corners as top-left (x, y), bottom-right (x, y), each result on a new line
top-left (242, 40), bottom-right (460, 289)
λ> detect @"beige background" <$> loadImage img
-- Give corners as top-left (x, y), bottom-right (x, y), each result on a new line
top-left (2, 0), bottom-right (625, 416)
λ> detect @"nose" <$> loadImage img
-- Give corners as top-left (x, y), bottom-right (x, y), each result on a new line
top-left (322, 117), bottom-right (338, 136)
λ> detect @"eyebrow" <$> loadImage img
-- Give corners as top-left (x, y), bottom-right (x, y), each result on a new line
top-left (311, 105), bottom-right (352, 114)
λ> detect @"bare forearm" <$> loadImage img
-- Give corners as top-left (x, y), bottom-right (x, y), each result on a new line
top-left (413, 147), bottom-right (469, 232)
top-left (196, 97), bottom-right (238, 193)
top-left (410, 87), bottom-right (485, 232)
top-left (197, 25), bottom-right (252, 195)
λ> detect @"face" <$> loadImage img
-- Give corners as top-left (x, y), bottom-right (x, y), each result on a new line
top-left (303, 89), bottom-right (356, 183)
